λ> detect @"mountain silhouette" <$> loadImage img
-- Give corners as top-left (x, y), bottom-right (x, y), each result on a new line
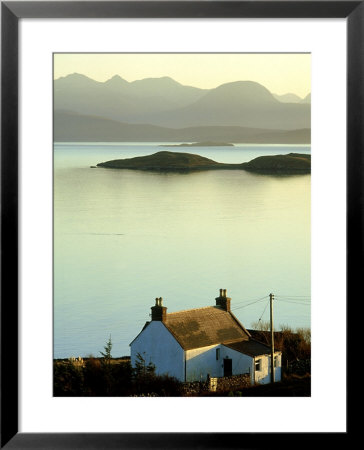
top-left (147, 81), bottom-right (310, 129)
top-left (273, 93), bottom-right (303, 103)
top-left (301, 93), bottom-right (311, 103)
top-left (54, 73), bottom-right (207, 122)
top-left (54, 74), bottom-right (310, 136)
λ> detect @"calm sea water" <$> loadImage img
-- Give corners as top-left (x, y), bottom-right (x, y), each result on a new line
top-left (54, 142), bottom-right (311, 358)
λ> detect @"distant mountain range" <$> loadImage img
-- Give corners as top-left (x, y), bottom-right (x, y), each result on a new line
top-left (273, 92), bottom-right (311, 103)
top-left (54, 73), bottom-right (311, 143)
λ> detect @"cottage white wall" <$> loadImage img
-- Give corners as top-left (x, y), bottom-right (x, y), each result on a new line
top-left (220, 345), bottom-right (254, 384)
top-left (185, 345), bottom-right (220, 382)
top-left (186, 344), bottom-right (255, 383)
top-left (130, 322), bottom-right (184, 381)
top-left (274, 352), bottom-right (282, 382)
top-left (254, 352), bottom-right (282, 384)
top-left (254, 354), bottom-right (270, 384)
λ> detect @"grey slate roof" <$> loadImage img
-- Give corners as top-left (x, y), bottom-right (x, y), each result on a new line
top-left (162, 306), bottom-right (251, 350)
top-left (224, 339), bottom-right (272, 357)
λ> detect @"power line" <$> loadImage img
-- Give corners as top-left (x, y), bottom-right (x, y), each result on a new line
top-left (231, 297), bottom-right (268, 311)
top-left (257, 299), bottom-right (270, 323)
top-left (275, 297), bottom-right (311, 302)
top-left (231, 295), bottom-right (269, 307)
top-left (275, 297), bottom-right (310, 303)
top-left (275, 298), bottom-right (310, 306)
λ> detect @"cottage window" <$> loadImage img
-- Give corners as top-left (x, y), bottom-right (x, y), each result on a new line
top-left (216, 348), bottom-right (220, 360)
top-left (255, 359), bottom-right (261, 371)
top-left (274, 355), bottom-right (279, 368)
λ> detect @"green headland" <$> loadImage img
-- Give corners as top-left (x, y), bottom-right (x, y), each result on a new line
top-left (96, 151), bottom-right (311, 174)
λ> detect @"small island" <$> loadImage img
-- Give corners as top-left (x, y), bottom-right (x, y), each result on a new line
top-left (97, 151), bottom-right (221, 171)
top-left (96, 151), bottom-right (310, 174)
top-left (241, 153), bottom-right (311, 174)
top-left (159, 141), bottom-right (234, 147)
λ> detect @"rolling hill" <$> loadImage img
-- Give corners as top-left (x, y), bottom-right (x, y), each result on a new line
top-left (54, 110), bottom-right (310, 144)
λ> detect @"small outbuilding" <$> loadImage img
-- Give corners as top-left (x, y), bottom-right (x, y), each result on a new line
top-left (130, 289), bottom-right (281, 384)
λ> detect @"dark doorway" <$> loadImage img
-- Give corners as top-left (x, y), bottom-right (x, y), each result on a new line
top-left (223, 358), bottom-right (232, 377)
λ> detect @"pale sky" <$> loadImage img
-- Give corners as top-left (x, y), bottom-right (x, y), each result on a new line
top-left (54, 53), bottom-right (311, 98)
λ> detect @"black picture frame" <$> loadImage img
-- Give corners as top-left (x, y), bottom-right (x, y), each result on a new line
top-left (1, 1), bottom-right (359, 448)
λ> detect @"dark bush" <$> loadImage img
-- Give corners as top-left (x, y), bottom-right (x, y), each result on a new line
top-left (53, 361), bottom-right (83, 396)
top-left (109, 361), bottom-right (133, 396)
top-left (83, 357), bottom-right (108, 396)
top-left (132, 372), bottom-right (183, 397)
top-left (53, 357), bottom-right (182, 397)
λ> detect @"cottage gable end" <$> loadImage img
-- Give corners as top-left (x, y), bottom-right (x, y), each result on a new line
top-left (130, 320), bottom-right (184, 380)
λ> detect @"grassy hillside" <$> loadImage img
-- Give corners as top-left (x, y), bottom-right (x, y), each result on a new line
top-left (97, 151), bottom-right (222, 171)
top-left (241, 153), bottom-right (311, 173)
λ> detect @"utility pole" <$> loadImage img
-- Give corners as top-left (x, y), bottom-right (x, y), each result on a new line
top-left (270, 293), bottom-right (275, 383)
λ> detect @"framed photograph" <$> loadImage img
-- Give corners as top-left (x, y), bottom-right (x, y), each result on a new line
top-left (2, 1), bottom-right (359, 448)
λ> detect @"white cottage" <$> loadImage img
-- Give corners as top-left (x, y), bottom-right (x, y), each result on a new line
top-left (130, 289), bottom-right (281, 384)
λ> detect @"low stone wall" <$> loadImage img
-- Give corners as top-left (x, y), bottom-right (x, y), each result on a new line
top-left (182, 374), bottom-right (251, 395)
top-left (182, 380), bottom-right (209, 396)
top-left (215, 374), bottom-right (251, 392)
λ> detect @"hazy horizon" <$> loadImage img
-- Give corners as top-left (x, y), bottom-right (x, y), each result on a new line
top-left (54, 53), bottom-right (311, 98)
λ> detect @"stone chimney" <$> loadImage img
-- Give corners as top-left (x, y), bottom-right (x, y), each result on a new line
top-left (215, 289), bottom-right (231, 312)
top-left (151, 297), bottom-right (167, 321)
